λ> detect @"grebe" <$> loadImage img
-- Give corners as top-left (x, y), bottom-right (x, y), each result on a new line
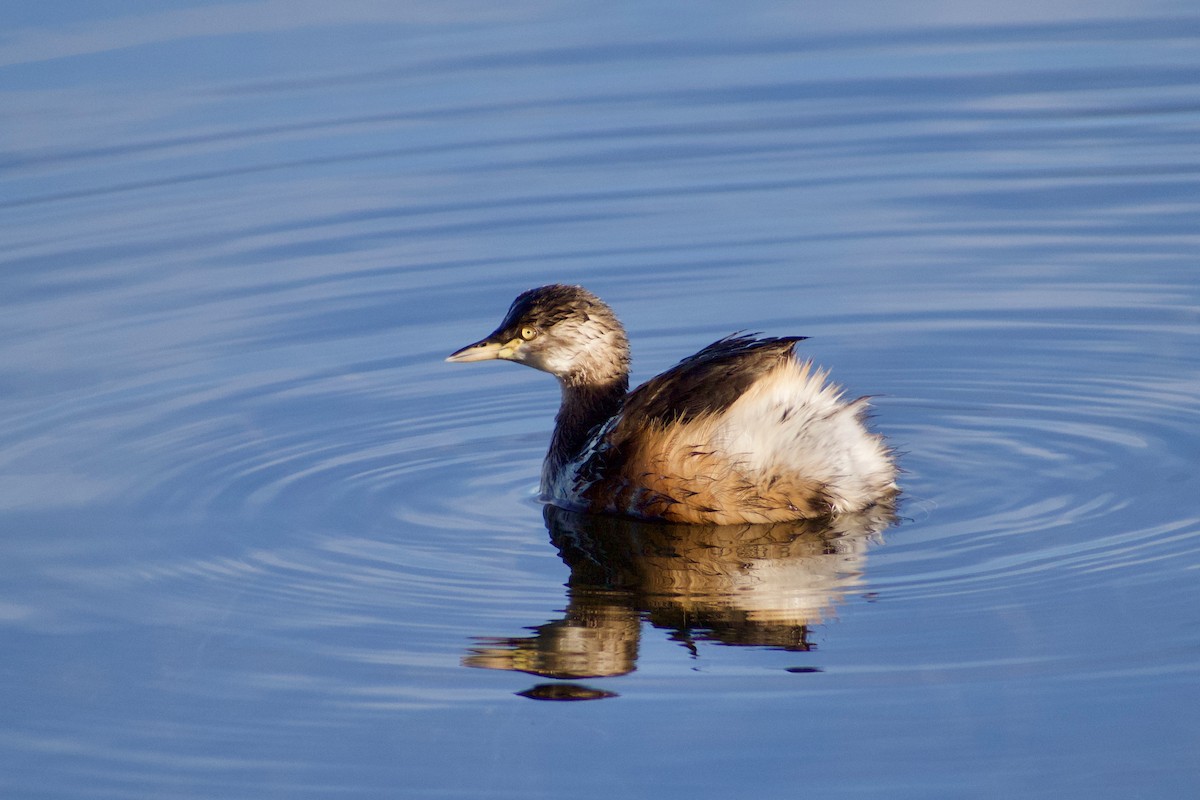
top-left (447, 285), bottom-right (897, 525)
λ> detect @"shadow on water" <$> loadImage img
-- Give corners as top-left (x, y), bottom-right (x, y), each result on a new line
top-left (466, 502), bottom-right (897, 700)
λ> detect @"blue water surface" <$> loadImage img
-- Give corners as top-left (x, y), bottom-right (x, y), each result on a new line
top-left (2, 2), bottom-right (1199, 798)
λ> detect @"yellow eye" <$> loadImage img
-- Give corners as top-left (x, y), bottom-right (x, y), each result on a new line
top-left (520, 326), bottom-right (537, 340)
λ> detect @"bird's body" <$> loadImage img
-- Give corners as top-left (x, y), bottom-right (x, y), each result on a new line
top-left (447, 285), bottom-right (896, 525)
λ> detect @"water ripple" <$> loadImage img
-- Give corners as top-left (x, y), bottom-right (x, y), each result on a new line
top-left (2, 0), bottom-right (1198, 722)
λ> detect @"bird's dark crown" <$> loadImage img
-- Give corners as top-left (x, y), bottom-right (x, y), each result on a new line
top-left (497, 284), bottom-right (613, 336)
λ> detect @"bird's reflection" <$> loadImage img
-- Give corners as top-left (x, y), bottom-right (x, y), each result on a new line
top-left (465, 502), bottom-right (896, 698)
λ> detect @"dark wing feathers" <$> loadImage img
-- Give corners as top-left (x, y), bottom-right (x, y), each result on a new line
top-left (622, 333), bottom-right (807, 425)
top-left (573, 333), bottom-right (811, 518)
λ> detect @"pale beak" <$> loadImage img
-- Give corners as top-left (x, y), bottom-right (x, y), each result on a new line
top-left (446, 337), bottom-right (516, 363)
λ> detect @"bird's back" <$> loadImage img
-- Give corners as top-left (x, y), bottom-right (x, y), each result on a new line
top-left (558, 335), bottom-right (897, 524)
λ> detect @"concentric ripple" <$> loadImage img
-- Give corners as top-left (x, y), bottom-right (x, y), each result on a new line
top-left (3, 265), bottom-right (1199, 665)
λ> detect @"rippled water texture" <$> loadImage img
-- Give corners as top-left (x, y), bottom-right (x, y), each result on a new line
top-left (3, 3), bottom-right (1200, 798)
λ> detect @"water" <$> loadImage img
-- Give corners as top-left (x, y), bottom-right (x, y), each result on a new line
top-left (3, 3), bottom-right (1199, 797)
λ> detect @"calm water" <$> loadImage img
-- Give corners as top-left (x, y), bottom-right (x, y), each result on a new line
top-left (3, 3), bottom-right (1199, 798)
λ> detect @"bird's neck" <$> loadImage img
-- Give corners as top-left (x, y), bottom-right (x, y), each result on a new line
top-left (544, 375), bottom-right (628, 489)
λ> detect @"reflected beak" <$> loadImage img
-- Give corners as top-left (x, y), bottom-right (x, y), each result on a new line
top-left (446, 337), bottom-right (517, 363)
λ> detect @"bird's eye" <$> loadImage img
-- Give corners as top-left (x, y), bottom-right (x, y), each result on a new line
top-left (520, 327), bottom-right (537, 340)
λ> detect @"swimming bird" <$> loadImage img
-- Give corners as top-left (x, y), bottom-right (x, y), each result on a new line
top-left (447, 285), bottom-right (897, 525)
